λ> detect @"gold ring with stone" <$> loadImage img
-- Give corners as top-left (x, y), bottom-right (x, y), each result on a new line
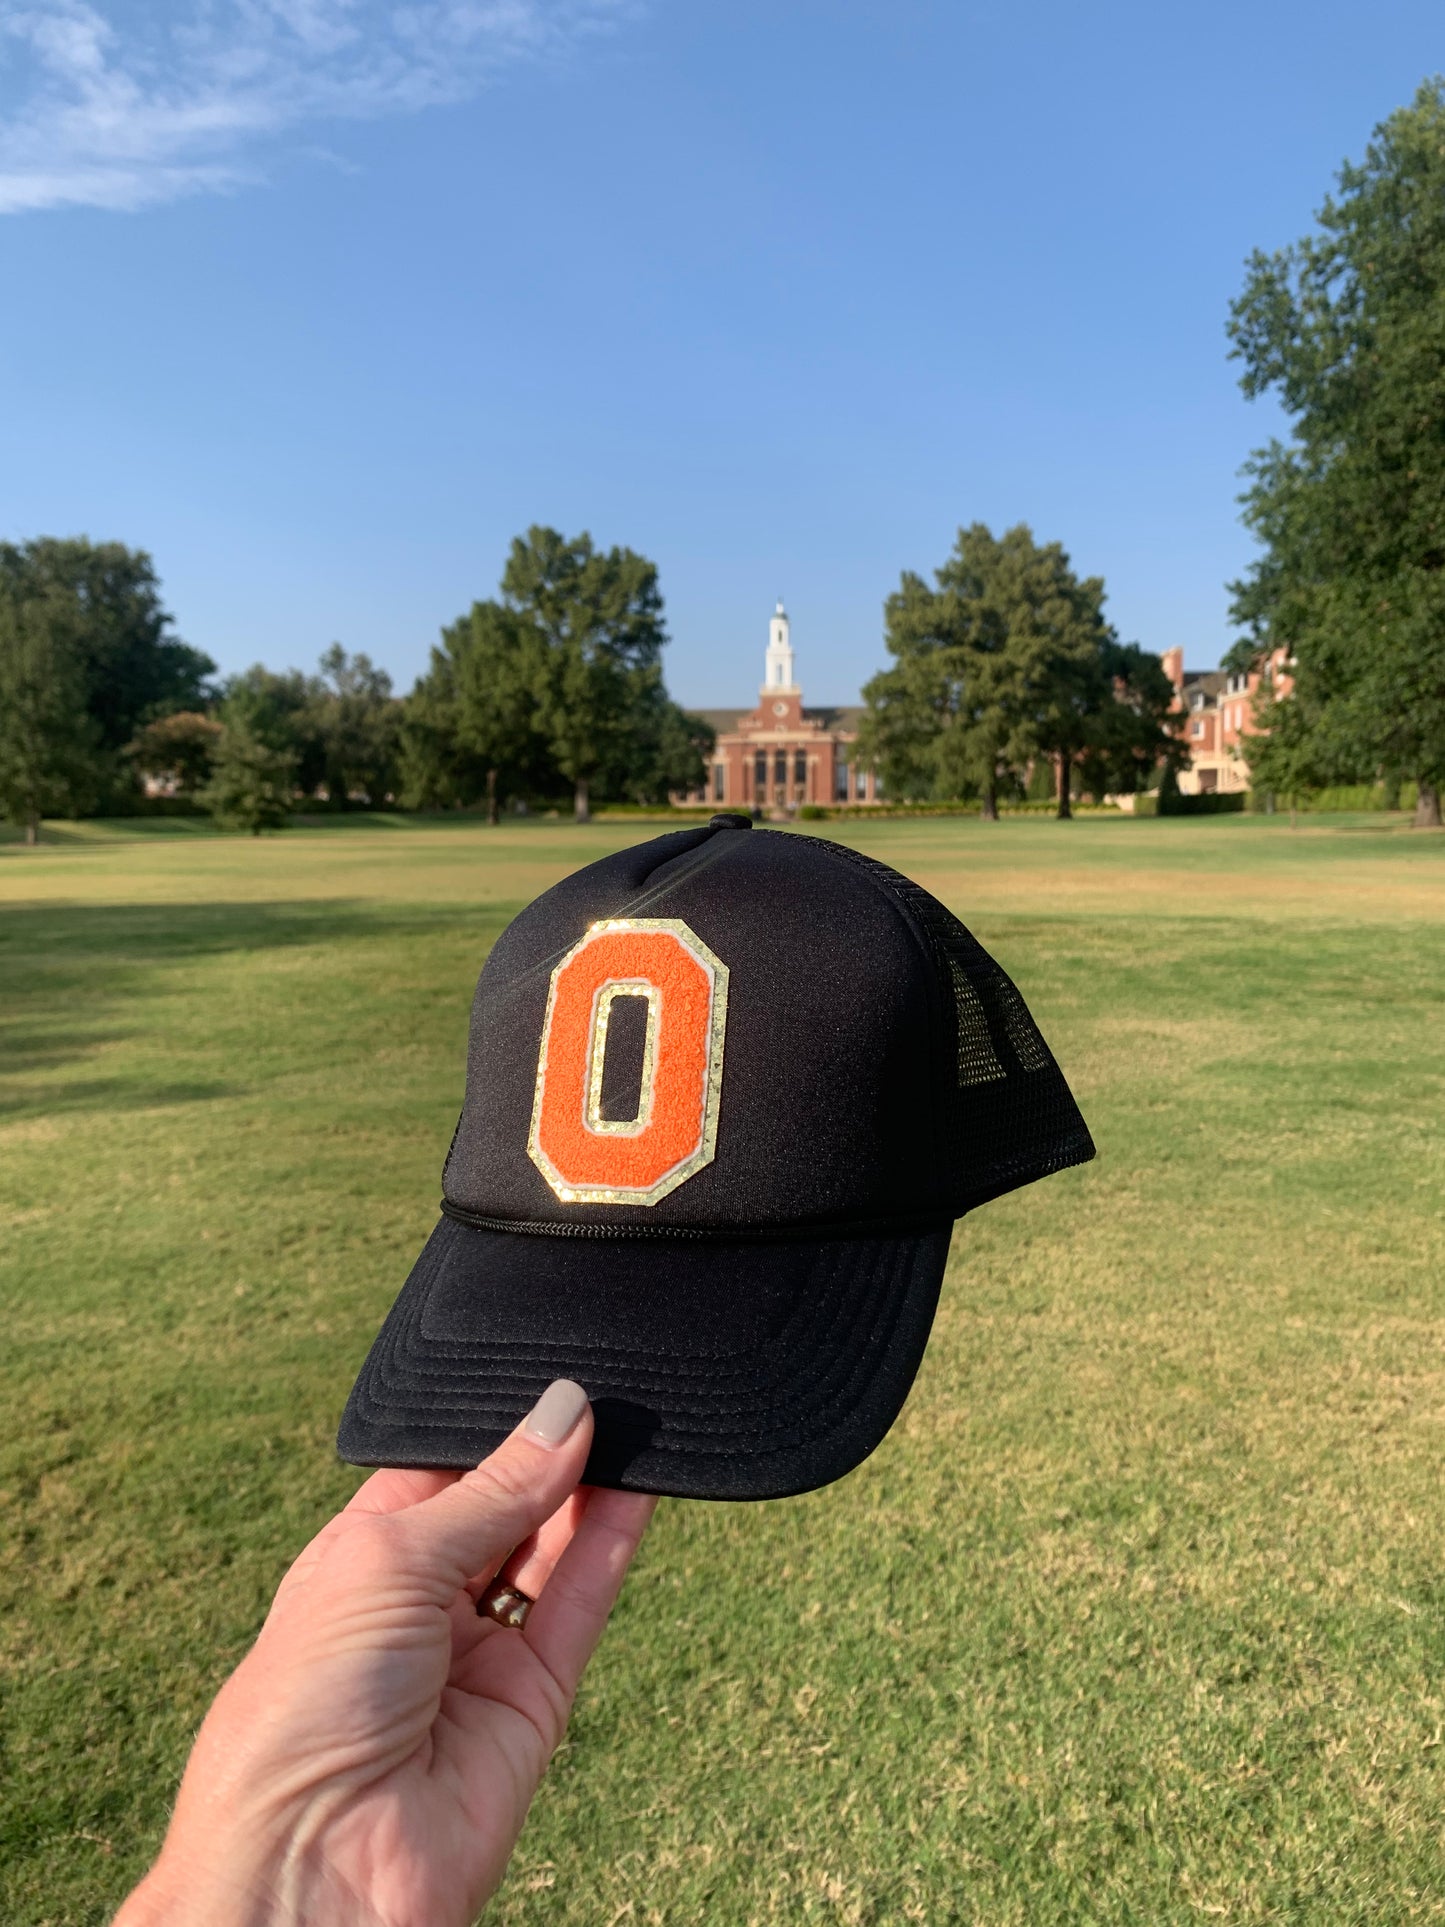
top-left (478, 1582), bottom-right (533, 1629)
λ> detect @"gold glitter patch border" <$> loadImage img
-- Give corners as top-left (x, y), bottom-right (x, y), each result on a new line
top-left (527, 918), bottom-right (729, 1207)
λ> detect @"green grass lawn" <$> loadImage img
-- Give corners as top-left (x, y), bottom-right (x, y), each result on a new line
top-left (3, 812), bottom-right (1444, 1925)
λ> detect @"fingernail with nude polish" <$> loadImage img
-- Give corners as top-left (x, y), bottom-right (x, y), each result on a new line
top-left (523, 1378), bottom-right (589, 1447)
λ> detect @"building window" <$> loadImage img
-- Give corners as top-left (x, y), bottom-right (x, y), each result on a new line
top-left (712, 764), bottom-right (725, 802)
top-left (835, 760), bottom-right (849, 801)
top-left (774, 751), bottom-right (787, 791)
top-left (1191, 721), bottom-right (1204, 739)
top-left (793, 751), bottom-right (807, 789)
top-left (754, 751), bottom-right (767, 796)
top-left (855, 768), bottom-right (868, 800)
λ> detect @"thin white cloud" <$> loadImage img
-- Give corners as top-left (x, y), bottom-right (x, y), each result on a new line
top-left (0, 0), bottom-right (635, 213)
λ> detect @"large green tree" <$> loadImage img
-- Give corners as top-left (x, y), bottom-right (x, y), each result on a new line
top-left (0, 585), bottom-right (107, 841)
top-left (400, 529), bottom-right (703, 820)
top-left (857, 547), bottom-right (1015, 817)
top-left (1227, 79), bottom-right (1445, 827)
top-left (0, 539), bottom-right (213, 799)
top-left (401, 602), bottom-right (554, 820)
top-left (860, 523), bottom-right (1164, 818)
top-left (502, 527), bottom-right (672, 822)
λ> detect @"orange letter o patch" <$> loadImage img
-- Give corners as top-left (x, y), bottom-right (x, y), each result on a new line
top-left (528, 919), bottom-right (729, 1206)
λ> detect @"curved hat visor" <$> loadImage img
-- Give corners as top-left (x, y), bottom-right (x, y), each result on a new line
top-left (338, 1215), bottom-right (953, 1501)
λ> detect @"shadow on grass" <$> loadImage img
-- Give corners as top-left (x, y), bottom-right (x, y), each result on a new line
top-left (0, 809), bottom-right (513, 846)
top-left (0, 1078), bottom-right (238, 1122)
top-left (0, 817), bottom-right (219, 847)
top-left (0, 898), bottom-right (492, 1125)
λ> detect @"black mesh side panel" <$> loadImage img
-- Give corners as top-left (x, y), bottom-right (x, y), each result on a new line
top-left (810, 839), bottom-right (1094, 1212)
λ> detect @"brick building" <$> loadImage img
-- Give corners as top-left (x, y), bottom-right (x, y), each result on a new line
top-left (1163, 644), bottom-right (1294, 793)
top-left (682, 602), bottom-right (881, 809)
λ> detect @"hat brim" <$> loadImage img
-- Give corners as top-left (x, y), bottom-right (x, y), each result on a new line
top-left (337, 1215), bottom-right (953, 1501)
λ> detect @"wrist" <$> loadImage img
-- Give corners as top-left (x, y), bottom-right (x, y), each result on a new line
top-left (114, 1669), bottom-right (369, 1927)
top-left (114, 1855), bottom-right (273, 1927)
top-left (114, 1824), bottom-right (370, 1927)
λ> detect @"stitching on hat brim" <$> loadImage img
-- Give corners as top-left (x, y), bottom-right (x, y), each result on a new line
top-left (340, 1217), bottom-right (949, 1478)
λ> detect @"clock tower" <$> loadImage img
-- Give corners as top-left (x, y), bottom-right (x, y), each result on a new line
top-left (764, 599), bottom-right (795, 692)
top-left (681, 600), bottom-right (879, 811)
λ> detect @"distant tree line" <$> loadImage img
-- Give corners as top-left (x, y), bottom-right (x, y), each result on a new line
top-left (0, 526), bottom-right (712, 838)
top-left (857, 522), bottom-right (1180, 818)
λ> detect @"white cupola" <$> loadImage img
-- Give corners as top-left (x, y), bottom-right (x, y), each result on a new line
top-left (764, 598), bottom-right (796, 690)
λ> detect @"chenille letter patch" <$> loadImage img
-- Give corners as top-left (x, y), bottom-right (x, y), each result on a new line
top-left (528, 918), bottom-right (728, 1206)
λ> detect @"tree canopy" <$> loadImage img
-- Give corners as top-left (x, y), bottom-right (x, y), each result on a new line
top-left (0, 537), bottom-right (214, 826)
top-left (0, 582), bottom-right (107, 841)
top-left (1227, 78), bottom-right (1445, 825)
top-left (206, 647), bottom-right (400, 822)
top-left (858, 523), bottom-right (1173, 817)
top-left (403, 527), bottom-right (710, 821)
top-left (200, 723), bottom-right (297, 835)
top-left (313, 644), bottom-right (401, 808)
top-left (128, 711), bottom-right (224, 795)
top-left (0, 539), bottom-right (213, 749)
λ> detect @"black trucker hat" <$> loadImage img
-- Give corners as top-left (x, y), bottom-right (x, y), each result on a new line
top-left (338, 816), bottom-right (1093, 1500)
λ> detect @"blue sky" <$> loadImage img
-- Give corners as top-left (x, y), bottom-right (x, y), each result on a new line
top-left (0, 1), bottom-right (1440, 706)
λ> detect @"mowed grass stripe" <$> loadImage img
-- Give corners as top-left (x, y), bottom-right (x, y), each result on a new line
top-left (1, 818), bottom-right (1442, 1924)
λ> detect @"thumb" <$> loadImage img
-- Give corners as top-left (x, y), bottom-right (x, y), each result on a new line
top-left (394, 1380), bottom-right (595, 1597)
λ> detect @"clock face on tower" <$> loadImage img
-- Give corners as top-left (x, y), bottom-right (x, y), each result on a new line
top-left (772, 700), bottom-right (788, 716)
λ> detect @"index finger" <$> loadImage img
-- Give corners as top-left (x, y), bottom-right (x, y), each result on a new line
top-left (522, 1487), bottom-right (658, 1695)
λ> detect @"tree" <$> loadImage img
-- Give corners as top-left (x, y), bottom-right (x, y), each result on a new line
top-left (857, 552), bottom-right (1015, 816)
top-left (401, 602), bottom-right (554, 819)
top-left (0, 539), bottom-right (213, 801)
top-left (1075, 640), bottom-right (1182, 804)
top-left (1236, 676), bottom-right (1322, 826)
top-left (621, 677), bottom-right (714, 805)
top-left (221, 666), bottom-right (327, 796)
top-left (397, 528), bottom-right (691, 821)
top-left (200, 722), bottom-right (297, 834)
top-left (859, 524), bottom-right (1161, 819)
top-left (128, 711), bottom-right (224, 795)
top-left (0, 586), bottom-right (107, 841)
top-left (312, 644), bottom-right (401, 808)
top-left (1227, 79), bottom-right (1445, 827)
top-left (502, 527), bottom-right (669, 823)
top-left (989, 539), bottom-right (1112, 821)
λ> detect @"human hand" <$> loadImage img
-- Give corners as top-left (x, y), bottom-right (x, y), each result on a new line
top-left (115, 1380), bottom-right (656, 1927)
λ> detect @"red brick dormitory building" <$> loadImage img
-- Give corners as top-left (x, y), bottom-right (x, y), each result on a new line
top-left (1161, 644), bottom-right (1295, 794)
top-left (681, 602), bottom-right (882, 809)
